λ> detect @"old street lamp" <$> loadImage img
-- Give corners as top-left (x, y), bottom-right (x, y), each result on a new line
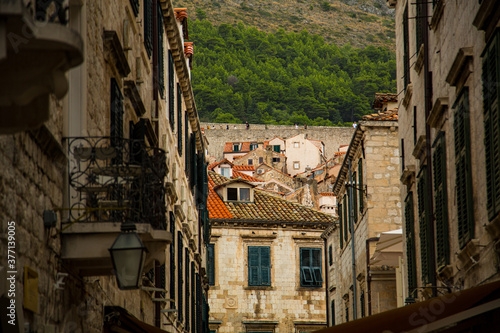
top-left (109, 223), bottom-right (146, 290)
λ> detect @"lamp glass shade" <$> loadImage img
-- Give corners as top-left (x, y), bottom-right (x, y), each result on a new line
top-left (109, 231), bottom-right (146, 290)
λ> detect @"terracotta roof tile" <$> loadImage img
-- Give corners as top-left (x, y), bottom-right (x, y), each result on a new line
top-left (319, 192), bottom-right (335, 197)
top-left (233, 165), bottom-right (255, 171)
top-left (233, 170), bottom-right (263, 182)
top-left (208, 172), bottom-right (334, 224)
top-left (373, 93), bottom-right (398, 110)
top-left (208, 173), bottom-right (232, 219)
top-left (223, 142), bottom-right (234, 153)
top-left (362, 108), bottom-right (398, 121)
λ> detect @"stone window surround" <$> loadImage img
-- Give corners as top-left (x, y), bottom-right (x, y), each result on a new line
top-left (241, 235), bottom-right (277, 290)
top-left (293, 236), bottom-right (324, 291)
top-left (294, 161), bottom-right (300, 169)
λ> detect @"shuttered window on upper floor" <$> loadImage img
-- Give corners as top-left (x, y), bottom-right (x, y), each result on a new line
top-left (177, 83), bottom-right (182, 156)
top-left (433, 132), bottom-right (450, 267)
top-left (454, 88), bottom-right (475, 249)
top-left (300, 248), bottom-right (322, 288)
top-left (358, 159), bottom-right (364, 214)
top-left (248, 246), bottom-right (271, 286)
top-left (143, 0), bottom-right (152, 57)
top-left (417, 166), bottom-right (432, 285)
top-left (339, 202), bottom-right (344, 249)
top-left (168, 51), bottom-right (175, 130)
top-left (157, 3), bottom-right (165, 98)
top-left (483, 30), bottom-right (500, 222)
top-left (405, 192), bottom-right (417, 297)
top-left (208, 244), bottom-right (215, 285)
top-left (403, 4), bottom-right (410, 89)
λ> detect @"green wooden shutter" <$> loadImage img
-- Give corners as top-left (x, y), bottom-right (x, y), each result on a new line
top-left (300, 248), bottom-right (322, 287)
top-left (433, 132), bottom-right (450, 267)
top-left (328, 245), bottom-right (333, 266)
top-left (300, 248), bottom-right (313, 285)
top-left (248, 246), bottom-right (260, 286)
top-left (143, 0), bottom-right (152, 57)
top-left (157, 3), bottom-right (164, 98)
top-left (483, 31), bottom-right (500, 221)
top-left (169, 212), bottom-right (175, 304)
top-left (168, 51), bottom-right (175, 130)
top-left (260, 247), bottom-right (271, 286)
top-left (190, 133), bottom-right (197, 191)
top-left (343, 195), bottom-right (348, 243)
top-left (417, 166), bottom-right (432, 285)
top-left (177, 231), bottom-right (183, 323)
top-left (312, 248), bottom-right (322, 285)
top-left (360, 291), bottom-right (365, 318)
top-left (338, 202), bottom-right (343, 249)
top-left (177, 83), bottom-right (182, 156)
top-left (207, 244), bottom-right (215, 285)
top-left (454, 88), bottom-right (474, 249)
top-left (273, 145), bottom-right (280, 153)
top-left (352, 172), bottom-right (358, 223)
top-left (405, 192), bottom-right (417, 296)
top-left (358, 159), bottom-right (364, 213)
top-left (403, 4), bottom-right (410, 89)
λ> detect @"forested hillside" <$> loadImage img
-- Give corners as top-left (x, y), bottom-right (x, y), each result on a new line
top-left (190, 21), bottom-right (397, 125)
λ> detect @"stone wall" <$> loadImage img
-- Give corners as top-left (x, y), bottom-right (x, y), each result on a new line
top-left (202, 123), bottom-right (355, 161)
top-left (209, 226), bottom-right (327, 333)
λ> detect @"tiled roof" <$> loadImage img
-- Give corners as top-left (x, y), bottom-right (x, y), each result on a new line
top-left (208, 158), bottom-right (233, 170)
top-left (208, 172), bottom-right (334, 224)
top-left (223, 142), bottom-right (234, 153)
top-left (208, 172), bottom-right (232, 219)
top-left (373, 93), bottom-right (398, 110)
top-left (233, 170), bottom-right (263, 182)
top-left (362, 108), bottom-right (398, 121)
top-left (223, 141), bottom-right (252, 153)
top-left (233, 165), bottom-right (255, 171)
top-left (320, 192), bottom-right (335, 197)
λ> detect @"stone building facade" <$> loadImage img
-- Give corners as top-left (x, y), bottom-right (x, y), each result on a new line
top-left (232, 147), bottom-right (287, 174)
top-left (0, 1), bottom-right (209, 332)
top-left (392, 0), bottom-right (500, 306)
top-left (324, 110), bottom-right (402, 325)
top-left (201, 123), bottom-right (354, 162)
top-left (207, 172), bottom-right (334, 333)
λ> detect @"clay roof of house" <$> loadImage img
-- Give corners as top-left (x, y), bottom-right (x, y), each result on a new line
top-left (233, 170), bottom-right (263, 182)
top-left (320, 192), bottom-right (336, 196)
top-left (208, 172), bottom-right (334, 223)
top-left (373, 93), bottom-right (398, 110)
top-left (173, 8), bottom-right (189, 40)
top-left (334, 151), bottom-right (347, 156)
top-left (362, 108), bottom-right (398, 121)
top-left (256, 162), bottom-right (272, 169)
top-left (223, 141), bottom-right (252, 153)
top-left (208, 158), bottom-right (234, 170)
top-left (208, 172), bottom-right (232, 219)
top-left (233, 165), bottom-right (255, 171)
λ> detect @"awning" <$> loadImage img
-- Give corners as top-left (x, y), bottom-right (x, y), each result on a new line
top-left (314, 279), bottom-right (500, 333)
top-left (370, 229), bottom-right (403, 266)
top-left (104, 306), bottom-right (166, 333)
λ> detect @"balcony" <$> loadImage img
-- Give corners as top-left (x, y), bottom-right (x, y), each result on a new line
top-left (0, 0), bottom-right (83, 133)
top-left (61, 137), bottom-right (171, 276)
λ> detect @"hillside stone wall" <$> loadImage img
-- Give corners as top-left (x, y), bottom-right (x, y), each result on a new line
top-left (201, 123), bottom-right (355, 161)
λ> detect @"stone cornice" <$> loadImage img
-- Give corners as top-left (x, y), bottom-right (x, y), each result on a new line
top-left (159, 0), bottom-right (204, 151)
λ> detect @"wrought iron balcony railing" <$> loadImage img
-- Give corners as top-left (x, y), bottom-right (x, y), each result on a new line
top-left (66, 137), bottom-right (167, 230)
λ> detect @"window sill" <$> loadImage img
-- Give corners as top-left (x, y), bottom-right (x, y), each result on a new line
top-left (296, 286), bottom-right (324, 291)
top-left (402, 83), bottom-right (413, 109)
top-left (456, 239), bottom-right (480, 271)
top-left (244, 286), bottom-right (275, 291)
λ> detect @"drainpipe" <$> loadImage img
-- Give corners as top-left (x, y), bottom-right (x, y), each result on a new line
top-left (422, 0), bottom-right (437, 297)
top-left (366, 237), bottom-right (379, 316)
top-left (348, 159), bottom-right (357, 320)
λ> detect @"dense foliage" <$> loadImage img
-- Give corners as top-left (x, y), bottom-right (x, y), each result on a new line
top-left (190, 20), bottom-right (396, 126)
